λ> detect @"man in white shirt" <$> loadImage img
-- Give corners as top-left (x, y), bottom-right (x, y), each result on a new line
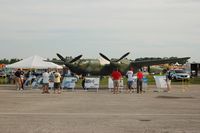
top-left (42, 69), bottom-right (50, 94)
top-left (126, 67), bottom-right (134, 93)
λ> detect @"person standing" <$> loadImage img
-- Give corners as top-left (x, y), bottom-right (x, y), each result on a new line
top-left (81, 76), bottom-right (86, 90)
top-left (42, 69), bottom-right (50, 94)
top-left (62, 67), bottom-right (71, 77)
top-left (20, 69), bottom-right (25, 90)
top-left (14, 69), bottom-right (24, 90)
top-left (166, 69), bottom-right (172, 92)
top-left (126, 67), bottom-right (134, 93)
top-left (54, 70), bottom-right (61, 94)
top-left (136, 69), bottom-right (143, 93)
top-left (24, 71), bottom-right (31, 86)
top-left (14, 69), bottom-right (22, 90)
top-left (111, 68), bottom-right (122, 94)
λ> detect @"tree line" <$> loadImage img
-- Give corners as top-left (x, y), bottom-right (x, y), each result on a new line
top-left (0, 58), bottom-right (22, 64)
top-left (0, 56), bottom-right (188, 65)
top-left (135, 57), bottom-right (179, 61)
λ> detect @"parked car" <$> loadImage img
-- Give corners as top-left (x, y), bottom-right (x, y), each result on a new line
top-left (0, 71), bottom-right (6, 78)
top-left (169, 69), bottom-right (190, 80)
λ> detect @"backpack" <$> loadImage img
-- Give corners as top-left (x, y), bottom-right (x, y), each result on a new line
top-left (167, 72), bottom-right (172, 80)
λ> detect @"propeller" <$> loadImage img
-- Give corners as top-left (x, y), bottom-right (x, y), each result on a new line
top-left (56, 53), bottom-right (66, 62)
top-left (99, 53), bottom-right (111, 62)
top-left (114, 52), bottom-right (130, 62)
top-left (69, 55), bottom-right (83, 63)
top-left (99, 52), bottom-right (130, 63)
top-left (56, 53), bottom-right (82, 63)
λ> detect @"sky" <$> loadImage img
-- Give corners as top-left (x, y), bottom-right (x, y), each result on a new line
top-left (0, 0), bottom-right (200, 62)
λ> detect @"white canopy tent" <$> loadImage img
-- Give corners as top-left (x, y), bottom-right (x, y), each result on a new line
top-left (6, 55), bottom-right (63, 69)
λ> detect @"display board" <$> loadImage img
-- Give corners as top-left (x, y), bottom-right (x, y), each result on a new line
top-left (61, 76), bottom-right (77, 90)
top-left (153, 76), bottom-right (167, 89)
top-left (84, 77), bottom-right (100, 91)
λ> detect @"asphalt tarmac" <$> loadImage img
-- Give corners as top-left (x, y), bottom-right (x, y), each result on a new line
top-left (0, 85), bottom-right (200, 133)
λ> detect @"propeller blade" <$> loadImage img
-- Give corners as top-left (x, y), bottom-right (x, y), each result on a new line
top-left (56, 53), bottom-right (66, 62)
top-left (115, 52), bottom-right (130, 62)
top-left (99, 53), bottom-right (111, 62)
top-left (69, 55), bottom-right (82, 63)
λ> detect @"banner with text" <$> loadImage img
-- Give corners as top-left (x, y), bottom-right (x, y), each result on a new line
top-left (61, 77), bottom-right (77, 89)
top-left (84, 77), bottom-right (100, 89)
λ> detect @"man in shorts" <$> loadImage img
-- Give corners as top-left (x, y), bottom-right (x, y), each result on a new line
top-left (54, 70), bottom-right (61, 94)
top-left (42, 69), bottom-right (50, 94)
top-left (111, 68), bottom-right (122, 94)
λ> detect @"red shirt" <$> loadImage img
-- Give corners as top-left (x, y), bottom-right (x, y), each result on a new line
top-left (137, 71), bottom-right (143, 80)
top-left (111, 70), bottom-right (122, 80)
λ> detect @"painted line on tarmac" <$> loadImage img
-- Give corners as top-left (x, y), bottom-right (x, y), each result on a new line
top-left (0, 113), bottom-right (199, 116)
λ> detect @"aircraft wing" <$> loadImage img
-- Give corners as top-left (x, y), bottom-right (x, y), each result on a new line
top-left (47, 60), bottom-right (64, 65)
top-left (130, 57), bottom-right (190, 68)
